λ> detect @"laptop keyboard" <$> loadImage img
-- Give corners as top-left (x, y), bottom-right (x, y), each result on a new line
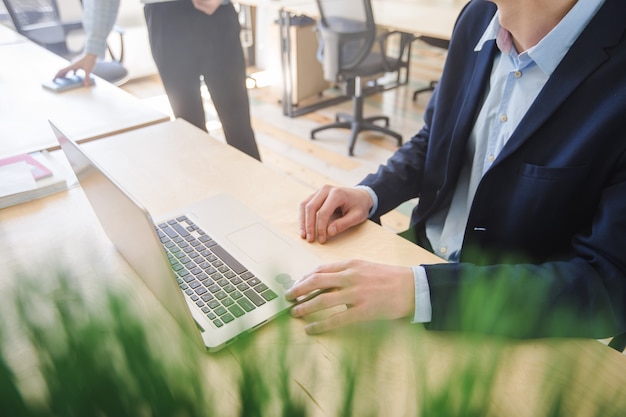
top-left (155, 216), bottom-right (278, 328)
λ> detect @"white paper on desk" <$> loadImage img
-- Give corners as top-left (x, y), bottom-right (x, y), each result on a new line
top-left (0, 161), bottom-right (37, 197)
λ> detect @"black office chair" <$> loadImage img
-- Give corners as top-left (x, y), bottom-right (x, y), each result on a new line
top-left (2, 0), bottom-right (128, 86)
top-left (311, 0), bottom-right (412, 156)
top-left (411, 35), bottom-right (449, 102)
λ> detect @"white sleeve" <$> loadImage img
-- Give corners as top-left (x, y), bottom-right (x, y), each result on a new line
top-left (82, 0), bottom-right (121, 57)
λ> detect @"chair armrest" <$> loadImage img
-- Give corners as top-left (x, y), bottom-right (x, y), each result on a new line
top-left (376, 30), bottom-right (414, 72)
top-left (107, 25), bottom-right (125, 63)
top-left (112, 25), bottom-right (125, 36)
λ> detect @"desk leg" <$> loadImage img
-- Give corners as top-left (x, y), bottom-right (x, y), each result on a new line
top-left (278, 11), bottom-right (363, 118)
top-left (238, 4), bottom-right (255, 67)
top-left (279, 9), bottom-right (295, 117)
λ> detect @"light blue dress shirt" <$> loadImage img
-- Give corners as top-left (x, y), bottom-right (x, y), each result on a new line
top-left (360, 0), bottom-right (605, 323)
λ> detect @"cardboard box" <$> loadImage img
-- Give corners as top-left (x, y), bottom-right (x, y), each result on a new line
top-left (268, 21), bottom-right (329, 106)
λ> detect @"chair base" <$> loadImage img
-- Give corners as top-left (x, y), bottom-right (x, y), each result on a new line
top-left (311, 96), bottom-right (402, 156)
top-left (412, 80), bottom-right (438, 101)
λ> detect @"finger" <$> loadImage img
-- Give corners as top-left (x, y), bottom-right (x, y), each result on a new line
top-left (285, 266), bottom-right (345, 301)
top-left (290, 288), bottom-right (350, 318)
top-left (314, 188), bottom-right (345, 243)
top-left (304, 307), bottom-right (361, 334)
top-left (298, 192), bottom-right (316, 239)
top-left (302, 186), bottom-right (331, 242)
top-left (326, 210), bottom-right (365, 238)
top-left (294, 260), bottom-right (351, 285)
top-left (55, 66), bottom-right (72, 79)
top-left (83, 69), bottom-right (93, 86)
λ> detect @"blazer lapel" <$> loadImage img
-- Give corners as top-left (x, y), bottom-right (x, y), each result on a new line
top-left (496, 0), bottom-right (624, 163)
top-left (442, 39), bottom-right (498, 186)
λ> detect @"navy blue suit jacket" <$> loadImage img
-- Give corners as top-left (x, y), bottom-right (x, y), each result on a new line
top-left (360, 0), bottom-right (626, 338)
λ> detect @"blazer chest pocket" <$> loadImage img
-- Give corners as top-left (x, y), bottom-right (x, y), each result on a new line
top-left (513, 163), bottom-right (590, 224)
top-left (518, 163), bottom-right (587, 182)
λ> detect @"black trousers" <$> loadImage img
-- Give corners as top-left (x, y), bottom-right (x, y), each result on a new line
top-left (144, 1), bottom-right (260, 160)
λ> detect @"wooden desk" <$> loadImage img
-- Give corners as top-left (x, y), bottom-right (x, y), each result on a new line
top-left (0, 40), bottom-right (169, 158)
top-left (1, 119), bottom-right (625, 416)
top-left (0, 22), bottom-right (27, 45)
top-left (372, 0), bottom-right (466, 39)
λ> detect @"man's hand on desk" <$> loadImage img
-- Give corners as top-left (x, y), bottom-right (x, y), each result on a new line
top-left (192, 0), bottom-right (224, 15)
top-left (55, 53), bottom-right (98, 86)
top-left (285, 260), bottom-right (415, 334)
top-left (299, 184), bottom-right (373, 244)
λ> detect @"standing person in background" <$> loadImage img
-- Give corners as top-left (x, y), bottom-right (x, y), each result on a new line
top-left (56, 0), bottom-right (261, 161)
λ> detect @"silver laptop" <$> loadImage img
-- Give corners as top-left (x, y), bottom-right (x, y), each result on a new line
top-left (51, 121), bottom-right (320, 352)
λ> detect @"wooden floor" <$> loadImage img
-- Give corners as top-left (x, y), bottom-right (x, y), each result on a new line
top-left (120, 40), bottom-right (446, 234)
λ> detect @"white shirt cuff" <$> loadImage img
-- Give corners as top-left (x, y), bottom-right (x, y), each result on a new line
top-left (354, 185), bottom-right (378, 218)
top-left (411, 266), bottom-right (432, 323)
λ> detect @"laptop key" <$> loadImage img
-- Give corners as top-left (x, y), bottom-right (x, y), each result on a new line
top-left (211, 245), bottom-right (247, 274)
top-left (162, 226), bottom-right (178, 239)
top-left (261, 290), bottom-right (278, 301)
top-left (244, 289), bottom-right (266, 306)
top-left (228, 304), bottom-right (245, 318)
top-left (172, 222), bottom-right (190, 237)
top-left (237, 297), bottom-right (256, 312)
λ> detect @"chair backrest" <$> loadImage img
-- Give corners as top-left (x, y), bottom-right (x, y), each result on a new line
top-left (2, 0), bottom-right (73, 56)
top-left (3, 0), bottom-right (128, 85)
top-left (315, 0), bottom-right (377, 82)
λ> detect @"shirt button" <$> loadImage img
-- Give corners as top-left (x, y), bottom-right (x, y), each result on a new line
top-left (488, 154), bottom-right (495, 162)
top-left (500, 114), bottom-right (508, 122)
top-left (440, 247), bottom-right (447, 254)
top-left (514, 70), bottom-right (522, 78)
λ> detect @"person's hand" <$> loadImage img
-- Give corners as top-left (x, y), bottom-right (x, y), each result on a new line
top-left (55, 53), bottom-right (98, 86)
top-left (192, 0), bottom-right (223, 15)
top-left (285, 260), bottom-right (415, 334)
top-left (299, 185), bottom-right (373, 244)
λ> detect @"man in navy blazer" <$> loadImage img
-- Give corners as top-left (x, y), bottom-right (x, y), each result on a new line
top-left (287, 0), bottom-right (626, 340)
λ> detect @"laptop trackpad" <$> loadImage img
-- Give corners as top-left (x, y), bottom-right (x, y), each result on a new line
top-left (226, 223), bottom-right (292, 264)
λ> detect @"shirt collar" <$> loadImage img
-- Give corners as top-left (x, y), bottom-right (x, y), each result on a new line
top-left (474, 0), bottom-right (605, 76)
